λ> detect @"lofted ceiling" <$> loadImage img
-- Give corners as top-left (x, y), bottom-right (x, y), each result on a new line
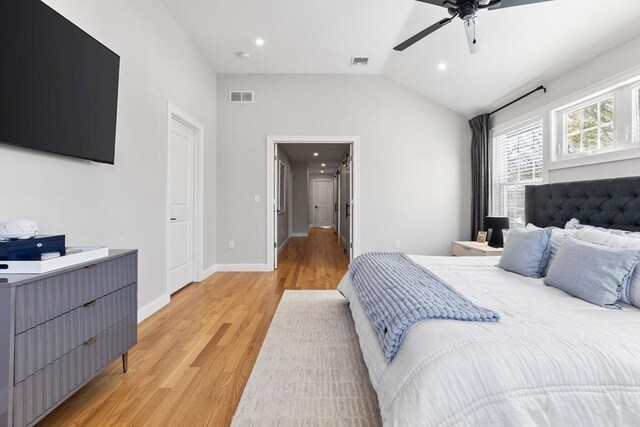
top-left (163, 0), bottom-right (640, 117)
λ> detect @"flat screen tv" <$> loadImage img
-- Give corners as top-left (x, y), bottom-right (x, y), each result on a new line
top-left (0, 0), bottom-right (120, 164)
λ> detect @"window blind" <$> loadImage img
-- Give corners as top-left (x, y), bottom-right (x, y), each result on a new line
top-left (492, 120), bottom-right (543, 229)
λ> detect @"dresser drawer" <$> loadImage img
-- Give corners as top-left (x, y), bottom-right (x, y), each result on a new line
top-left (14, 284), bottom-right (136, 384)
top-left (451, 241), bottom-right (503, 257)
top-left (452, 244), bottom-right (483, 256)
top-left (12, 316), bottom-right (136, 427)
top-left (14, 253), bottom-right (137, 334)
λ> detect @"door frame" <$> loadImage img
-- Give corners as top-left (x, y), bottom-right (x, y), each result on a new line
top-left (311, 178), bottom-right (333, 227)
top-left (266, 135), bottom-right (360, 271)
top-left (165, 102), bottom-right (205, 297)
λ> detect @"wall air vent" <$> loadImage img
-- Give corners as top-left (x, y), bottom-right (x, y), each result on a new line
top-left (229, 91), bottom-right (254, 103)
top-left (350, 57), bottom-right (369, 67)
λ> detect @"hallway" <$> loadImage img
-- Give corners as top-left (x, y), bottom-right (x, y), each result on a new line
top-left (277, 227), bottom-right (350, 289)
top-left (39, 228), bottom-right (350, 426)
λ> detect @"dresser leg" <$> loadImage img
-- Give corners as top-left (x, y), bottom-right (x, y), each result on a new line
top-left (122, 352), bottom-right (128, 373)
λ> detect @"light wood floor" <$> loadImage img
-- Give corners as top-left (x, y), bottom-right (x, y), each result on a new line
top-left (39, 228), bottom-right (349, 427)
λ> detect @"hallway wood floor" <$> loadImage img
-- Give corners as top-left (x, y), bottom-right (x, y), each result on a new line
top-left (39, 228), bottom-right (349, 427)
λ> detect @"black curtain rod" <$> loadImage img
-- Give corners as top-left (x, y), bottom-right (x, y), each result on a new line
top-left (489, 85), bottom-right (547, 116)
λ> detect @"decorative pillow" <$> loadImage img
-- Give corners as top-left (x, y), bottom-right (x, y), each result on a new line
top-left (544, 236), bottom-right (640, 308)
top-left (544, 228), bottom-right (580, 276)
top-left (497, 227), bottom-right (551, 278)
top-left (574, 228), bottom-right (640, 307)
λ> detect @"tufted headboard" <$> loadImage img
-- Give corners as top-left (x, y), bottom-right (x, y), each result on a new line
top-left (525, 176), bottom-right (640, 232)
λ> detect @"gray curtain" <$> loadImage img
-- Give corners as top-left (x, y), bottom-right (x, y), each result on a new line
top-left (469, 114), bottom-right (490, 240)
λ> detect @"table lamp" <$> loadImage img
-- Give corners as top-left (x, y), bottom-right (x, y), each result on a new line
top-left (485, 216), bottom-right (510, 248)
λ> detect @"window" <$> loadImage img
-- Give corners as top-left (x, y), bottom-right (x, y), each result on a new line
top-left (553, 77), bottom-right (640, 163)
top-left (492, 119), bottom-right (543, 229)
top-left (564, 96), bottom-right (614, 154)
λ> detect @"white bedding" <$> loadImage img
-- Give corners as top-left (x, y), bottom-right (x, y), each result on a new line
top-left (338, 256), bottom-right (640, 427)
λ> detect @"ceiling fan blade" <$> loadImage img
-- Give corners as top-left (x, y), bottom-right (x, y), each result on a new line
top-left (488, 0), bottom-right (552, 10)
top-left (393, 16), bottom-right (455, 51)
top-left (464, 17), bottom-right (485, 55)
top-left (415, 0), bottom-right (456, 9)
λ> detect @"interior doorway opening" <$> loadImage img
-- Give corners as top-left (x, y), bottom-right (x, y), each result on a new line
top-left (266, 137), bottom-right (359, 271)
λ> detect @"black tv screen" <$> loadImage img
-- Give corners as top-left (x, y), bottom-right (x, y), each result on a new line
top-left (0, 0), bottom-right (120, 164)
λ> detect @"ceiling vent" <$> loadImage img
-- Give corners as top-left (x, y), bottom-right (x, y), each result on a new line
top-left (350, 57), bottom-right (369, 67)
top-left (229, 91), bottom-right (254, 103)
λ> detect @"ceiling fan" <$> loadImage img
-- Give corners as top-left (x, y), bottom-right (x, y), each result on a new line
top-left (394, 0), bottom-right (552, 54)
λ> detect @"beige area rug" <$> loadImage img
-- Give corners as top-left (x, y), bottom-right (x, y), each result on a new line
top-left (231, 290), bottom-right (382, 427)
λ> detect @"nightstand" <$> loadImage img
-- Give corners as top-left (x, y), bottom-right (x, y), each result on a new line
top-left (451, 241), bottom-right (503, 257)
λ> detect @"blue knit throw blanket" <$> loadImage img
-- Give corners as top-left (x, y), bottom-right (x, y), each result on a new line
top-left (349, 252), bottom-right (500, 361)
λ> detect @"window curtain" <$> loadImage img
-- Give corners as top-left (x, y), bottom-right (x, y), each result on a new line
top-left (469, 114), bottom-right (490, 240)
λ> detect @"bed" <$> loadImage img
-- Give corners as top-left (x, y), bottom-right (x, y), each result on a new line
top-left (339, 177), bottom-right (640, 427)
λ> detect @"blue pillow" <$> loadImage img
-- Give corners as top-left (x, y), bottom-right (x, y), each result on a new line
top-left (497, 227), bottom-right (552, 278)
top-left (544, 236), bottom-right (640, 308)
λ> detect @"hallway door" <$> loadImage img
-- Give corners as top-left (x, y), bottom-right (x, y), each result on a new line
top-left (169, 117), bottom-right (195, 293)
top-left (312, 179), bottom-right (333, 227)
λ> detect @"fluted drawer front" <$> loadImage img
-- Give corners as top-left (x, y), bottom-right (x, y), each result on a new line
top-left (14, 284), bottom-right (137, 384)
top-left (13, 316), bottom-right (136, 427)
top-left (15, 253), bottom-right (137, 334)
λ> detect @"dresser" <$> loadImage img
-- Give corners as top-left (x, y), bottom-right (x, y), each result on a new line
top-left (0, 250), bottom-right (137, 427)
top-left (451, 241), bottom-right (503, 257)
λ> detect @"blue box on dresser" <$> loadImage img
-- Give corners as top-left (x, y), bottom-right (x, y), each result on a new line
top-left (0, 235), bottom-right (66, 261)
top-left (0, 249), bottom-right (138, 427)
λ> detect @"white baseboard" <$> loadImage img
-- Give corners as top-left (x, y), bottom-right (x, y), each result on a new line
top-left (200, 264), bottom-right (218, 281)
top-left (215, 263), bottom-right (270, 272)
top-left (277, 237), bottom-right (290, 254)
top-left (291, 232), bottom-right (308, 237)
top-left (138, 293), bottom-right (170, 323)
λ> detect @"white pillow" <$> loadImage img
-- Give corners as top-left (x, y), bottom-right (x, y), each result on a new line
top-left (577, 228), bottom-right (640, 249)
top-left (565, 218), bottom-right (640, 239)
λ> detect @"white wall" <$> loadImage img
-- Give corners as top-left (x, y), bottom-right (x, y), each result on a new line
top-left (217, 74), bottom-right (471, 263)
top-left (0, 0), bottom-right (217, 318)
top-left (490, 36), bottom-right (640, 183)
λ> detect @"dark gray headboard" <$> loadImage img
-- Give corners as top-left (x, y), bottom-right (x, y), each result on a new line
top-left (525, 176), bottom-right (640, 232)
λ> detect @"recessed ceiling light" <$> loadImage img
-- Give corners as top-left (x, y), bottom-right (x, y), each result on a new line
top-left (255, 38), bottom-right (264, 46)
top-left (313, 152), bottom-right (319, 157)
top-left (321, 163), bottom-right (326, 167)
top-left (237, 51), bottom-right (250, 60)
top-left (321, 170), bottom-right (325, 173)
top-left (437, 62), bottom-right (447, 70)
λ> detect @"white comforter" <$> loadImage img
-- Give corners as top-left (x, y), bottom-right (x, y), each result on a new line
top-left (338, 256), bottom-right (640, 427)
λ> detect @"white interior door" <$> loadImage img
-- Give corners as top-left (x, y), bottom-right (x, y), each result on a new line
top-left (313, 179), bottom-right (333, 227)
top-left (169, 117), bottom-right (195, 293)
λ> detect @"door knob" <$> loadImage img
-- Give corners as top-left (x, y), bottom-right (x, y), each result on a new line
top-left (315, 206), bottom-right (318, 208)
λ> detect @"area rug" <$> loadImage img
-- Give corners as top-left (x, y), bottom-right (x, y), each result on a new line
top-left (231, 290), bottom-right (382, 427)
